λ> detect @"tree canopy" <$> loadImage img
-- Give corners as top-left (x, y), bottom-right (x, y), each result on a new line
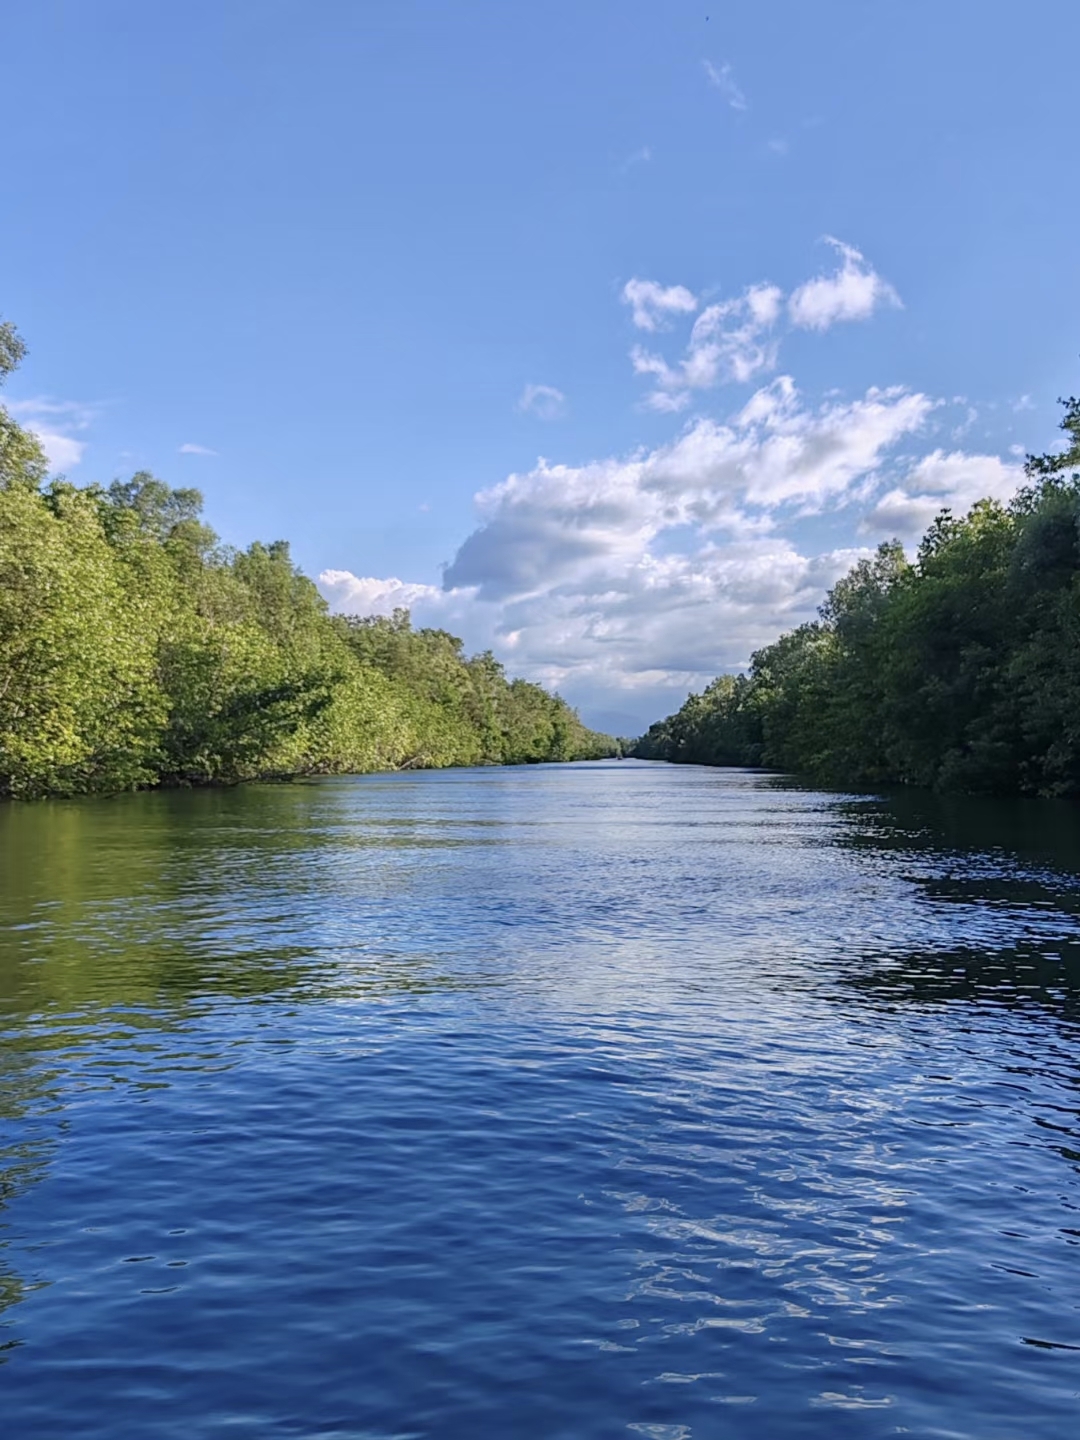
top-left (635, 397), bottom-right (1080, 797)
top-left (0, 321), bottom-right (613, 799)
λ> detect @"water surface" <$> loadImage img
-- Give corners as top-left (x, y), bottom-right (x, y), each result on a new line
top-left (2, 761), bottom-right (1080, 1438)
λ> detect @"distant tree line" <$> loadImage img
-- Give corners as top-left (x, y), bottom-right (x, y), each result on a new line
top-left (0, 321), bottom-right (612, 799)
top-left (635, 396), bottom-right (1080, 797)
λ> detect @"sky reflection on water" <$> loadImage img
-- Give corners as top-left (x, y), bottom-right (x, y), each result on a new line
top-left (2, 762), bottom-right (1080, 1437)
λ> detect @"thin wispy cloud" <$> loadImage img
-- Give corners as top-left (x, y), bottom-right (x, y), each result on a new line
top-left (516, 383), bottom-right (567, 421)
top-left (617, 145), bottom-right (653, 174)
top-left (179, 442), bottom-right (218, 456)
top-left (703, 60), bottom-right (748, 111)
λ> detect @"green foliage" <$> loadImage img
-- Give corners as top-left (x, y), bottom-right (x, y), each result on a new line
top-left (335, 609), bottom-right (610, 769)
top-left (0, 319), bottom-right (48, 492)
top-left (635, 396), bottom-right (1080, 797)
top-left (0, 479), bottom-right (164, 796)
top-left (0, 320), bottom-right (27, 381)
top-left (0, 327), bottom-right (613, 800)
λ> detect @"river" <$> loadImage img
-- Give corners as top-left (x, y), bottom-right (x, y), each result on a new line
top-left (2, 761), bottom-right (1079, 1437)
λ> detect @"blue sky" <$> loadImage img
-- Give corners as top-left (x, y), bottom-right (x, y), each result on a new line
top-left (3, 0), bottom-right (1078, 732)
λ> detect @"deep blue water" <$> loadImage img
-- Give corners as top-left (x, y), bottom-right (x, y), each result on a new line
top-left (2, 761), bottom-right (1080, 1438)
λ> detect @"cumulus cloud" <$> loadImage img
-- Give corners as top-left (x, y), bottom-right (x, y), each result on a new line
top-left (321, 376), bottom-right (977, 727)
top-left (788, 237), bottom-right (901, 331)
top-left (318, 571), bottom-right (444, 616)
top-left (479, 540), bottom-right (870, 718)
top-left (320, 244), bottom-right (1015, 729)
top-left (861, 450), bottom-right (1024, 539)
top-left (32, 430), bottom-right (85, 471)
top-left (703, 60), bottom-right (748, 111)
top-left (5, 396), bottom-right (95, 471)
top-left (516, 383), bottom-right (567, 420)
top-left (633, 282), bottom-right (784, 410)
top-left (442, 377), bottom-right (931, 606)
top-left (621, 278), bottom-right (698, 332)
top-left (322, 541), bottom-right (868, 728)
top-left (627, 241), bottom-right (900, 408)
top-left (317, 570), bottom-right (493, 665)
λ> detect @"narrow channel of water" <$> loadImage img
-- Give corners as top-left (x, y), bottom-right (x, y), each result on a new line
top-left (2, 761), bottom-right (1079, 1437)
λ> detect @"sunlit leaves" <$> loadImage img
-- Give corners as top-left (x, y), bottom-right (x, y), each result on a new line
top-left (636, 398), bottom-right (1080, 797)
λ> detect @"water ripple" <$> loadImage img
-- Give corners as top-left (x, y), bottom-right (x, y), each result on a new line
top-left (1, 764), bottom-right (1080, 1436)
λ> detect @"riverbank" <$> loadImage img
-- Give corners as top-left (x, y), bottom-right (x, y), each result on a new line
top-left (0, 471), bottom-right (613, 801)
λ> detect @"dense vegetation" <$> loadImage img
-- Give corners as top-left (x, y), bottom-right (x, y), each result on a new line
top-left (0, 322), bottom-right (612, 799)
top-left (636, 397), bottom-right (1080, 797)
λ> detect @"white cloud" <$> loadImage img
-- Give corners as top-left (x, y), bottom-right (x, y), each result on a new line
top-left (318, 572), bottom-right (444, 616)
top-left (443, 374), bottom-right (933, 593)
top-left (321, 542), bottom-right (868, 729)
top-left (703, 60), bottom-right (748, 111)
top-left (319, 248), bottom-right (1023, 728)
top-left (516, 383), bottom-right (567, 421)
top-left (179, 442), bottom-right (218, 456)
top-left (32, 429), bottom-right (85, 470)
top-left (626, 242), bottom-right (900, 409)
top-left (788, 237), bottom-right (901, 330)
top-left (322, 377), bottom-right (959, 728)
top-left (5, 396), bottom-right (96, 472)
top-left (318, 244), bottom-right (1023, 730)
top-left (633, 282), bottom-right (784, 409)
top-left (621, 278), bottom-right (698, 332)
top-left (861, 450), bottom-right (1024, 539)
